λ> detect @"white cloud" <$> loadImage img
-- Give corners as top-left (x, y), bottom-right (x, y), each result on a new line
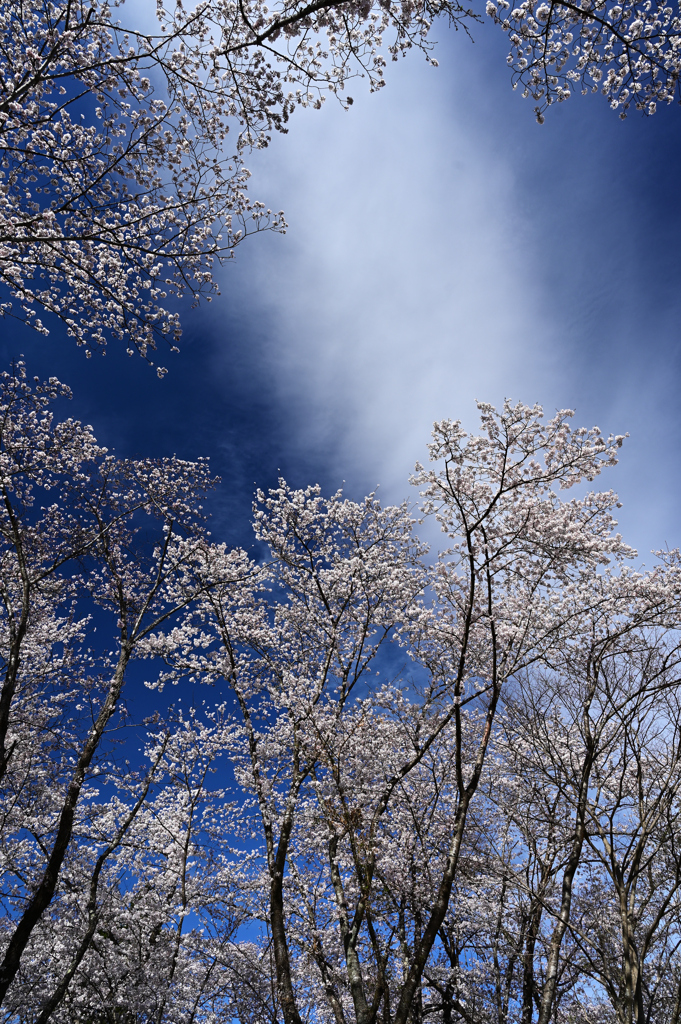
top-left (221, 40), bottom-right (560, 497)
top-left (209, 23), bottom-right (681, 558)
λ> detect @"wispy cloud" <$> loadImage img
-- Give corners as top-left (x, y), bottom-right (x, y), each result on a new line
top-left (211, 24), bottom-right (681, 556)
top-left (9, 4), bottom-right (676, 558)
top-left (219, 41), bottom-right (558, 494)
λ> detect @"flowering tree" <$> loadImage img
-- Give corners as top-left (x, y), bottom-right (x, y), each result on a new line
top-left (0, 0), bottom-right (471, 367)
top-left (139, 401), bottom-right (663, 1024)
top-left (483, 593), bottom-right (681, 1024)
top-left (4, 375), bottom-right (681, 1023)
top-left (575, 677), bottom-right (681, 1024)
top-left (3, 0), bottom-right (681, 366)
top-left (0, 362), bottom-right (247, 1019)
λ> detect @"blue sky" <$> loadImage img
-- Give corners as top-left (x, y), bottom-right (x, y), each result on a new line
top-left (3, 11), bottom-right (681, 561)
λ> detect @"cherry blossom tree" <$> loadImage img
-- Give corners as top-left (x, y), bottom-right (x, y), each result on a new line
top-left (483, 604), bottom-right (681, 1024)
top-left (3, 0), bottom-right (681, 366)
top-left (0, 0), bottom-right (473, 367)
top-left (576, 677), bottom-right (681, 1024)
top-left (0, 361), bottom-right (247, 1019)
top-left (5, 376), bottom-right (681, 1024)
top-left (143, 400), bottom-right (665, 1024)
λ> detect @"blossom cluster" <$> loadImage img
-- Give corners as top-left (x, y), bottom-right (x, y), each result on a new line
top-left (485, 0), bottom-right (681, 118)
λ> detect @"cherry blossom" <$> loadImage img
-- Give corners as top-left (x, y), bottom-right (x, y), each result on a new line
top-left (4, 0), bottom-right (678, 362)
top-left (485, 0), bottom-right (681, 119)
top-left (4, 382), bottom-right (681, 1024)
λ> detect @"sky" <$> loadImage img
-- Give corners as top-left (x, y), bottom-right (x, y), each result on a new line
top-left (3, 10), bottom-right (681, 561)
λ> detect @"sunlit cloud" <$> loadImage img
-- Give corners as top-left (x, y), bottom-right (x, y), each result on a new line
top-left (218, 42), bottom-right (558, 494)
top-left (209, 24), bottom-right (681, 556)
